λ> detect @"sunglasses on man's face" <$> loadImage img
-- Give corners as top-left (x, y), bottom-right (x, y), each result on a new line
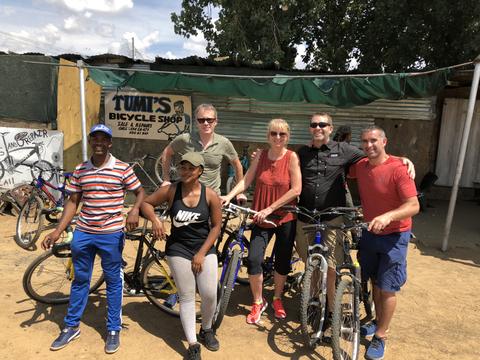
top-left (270, 131), bottom-right (288, 138)
top-left (310, 122), bottom-right (331, 129)
top-left (196, 118), bottom-right (216, 124)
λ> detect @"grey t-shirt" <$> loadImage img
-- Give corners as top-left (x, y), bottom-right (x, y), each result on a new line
top-left (170, 132), bottom-right (238, 194)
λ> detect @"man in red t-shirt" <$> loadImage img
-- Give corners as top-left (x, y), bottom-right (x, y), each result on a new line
top-left (349, 126), bottom-right (419, 360)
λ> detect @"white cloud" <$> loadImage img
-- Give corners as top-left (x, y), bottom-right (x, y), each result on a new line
top-left (163, 51), bottom-right (177, 59)
top-left (183, 34), bottom-right (207, 57)
top-left (44, 0), bottom-right (133, 13)
top-left (84, 11), bottom-right (92, 18)
top-left (96, 23), bottom-right (116, 37)
top-left (64, 16), bottom-right (79, 30)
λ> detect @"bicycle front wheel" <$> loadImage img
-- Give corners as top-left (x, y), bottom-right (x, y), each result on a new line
top-left (31, 160), bottom-right (54, 182)
top-left (213, 249), bottom-right (240, 330)
top-left (219, 230), bottom-right (250, 285)
top-left (142, 254), bottom-right (201, 318)
top-left (332, 278), bottom-right (360, 360)
top-left (15, 194), bottom-right (44, 249)
top-left (300, 259), bottom-right (327, 349)
top-left (23, 249), bottom-right (104, 304)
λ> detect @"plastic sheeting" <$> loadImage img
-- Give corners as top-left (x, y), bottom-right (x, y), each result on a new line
top-left (88, 67), bottom-right (451, 108)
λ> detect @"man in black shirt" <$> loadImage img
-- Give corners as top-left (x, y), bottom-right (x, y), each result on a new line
top-left (296, 112), bottom-right (363, 323)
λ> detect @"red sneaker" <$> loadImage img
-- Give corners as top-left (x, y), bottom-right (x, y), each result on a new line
top-left (273, 298), bottom-right (286, 319)
top-left (246, 298), bottom-right (268, 324)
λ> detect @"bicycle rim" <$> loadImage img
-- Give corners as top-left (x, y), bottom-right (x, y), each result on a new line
top-left (219, 230), bottom-right (250, 285)
top-left (332, 278), bottom-right (360, 360)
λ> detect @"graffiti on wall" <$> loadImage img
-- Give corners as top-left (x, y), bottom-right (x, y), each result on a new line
top-left (0, 127), bottom-right (63, 189)
top-left (104, 91), bottom-right (192, 140)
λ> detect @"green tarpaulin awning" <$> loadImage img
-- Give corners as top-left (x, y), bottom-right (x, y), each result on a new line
top-left (88, 67), bottom-right (451, 108)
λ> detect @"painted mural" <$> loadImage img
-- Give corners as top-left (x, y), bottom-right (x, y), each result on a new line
top-left (0, 127), bottom-right (63, 189)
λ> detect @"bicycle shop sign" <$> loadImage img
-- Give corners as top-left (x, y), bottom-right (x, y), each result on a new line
top-left (104, 91), bottom-right (192, 140)
top-left (0, 127), bottom-right (63, 189)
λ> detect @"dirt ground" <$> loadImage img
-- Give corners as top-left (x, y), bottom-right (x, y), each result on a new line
top-left (0, 199), bottom-right (479, 360)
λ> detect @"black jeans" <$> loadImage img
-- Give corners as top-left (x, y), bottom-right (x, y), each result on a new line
top-left (247, 220), bottom-right (296, 276)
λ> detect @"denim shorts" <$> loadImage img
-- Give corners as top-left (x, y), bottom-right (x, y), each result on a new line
top-left (358, 230), bottom-right (410, 292)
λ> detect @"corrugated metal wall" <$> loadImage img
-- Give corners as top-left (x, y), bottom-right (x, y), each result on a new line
top-left (192, 94), bottom-right (435, 146)
top-left (436, 98), bottom-right (480, 188)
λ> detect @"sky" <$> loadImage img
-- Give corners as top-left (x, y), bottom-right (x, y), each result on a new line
top-left (0, 0), bottom-right (306, 67)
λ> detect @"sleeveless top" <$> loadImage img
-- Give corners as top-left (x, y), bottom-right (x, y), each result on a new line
top-left (252, 149), bottom-right (297, 228)
top-left (166, 183), bottom-right (215, 260)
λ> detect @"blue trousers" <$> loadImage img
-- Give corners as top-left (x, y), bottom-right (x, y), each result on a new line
top-left (64, 230), bottom-right (124, 331)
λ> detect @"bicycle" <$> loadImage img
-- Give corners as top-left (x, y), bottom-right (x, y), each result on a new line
top-left (23, 241), bottom-right (105, 304)
top-left (330, 209), bottom-right (370, 360)
top-left (15, 167), bottom-right (73, 250)
top-left (121, 215), bottom-right (200, 317)
top-left (280, 205), bottom-right (365, 350)
top-left (128, 154), bottom-right (161, 194)
top-left (0, 131), bottom-right (55, 182)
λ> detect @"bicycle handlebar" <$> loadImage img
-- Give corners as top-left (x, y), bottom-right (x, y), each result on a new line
top-left (302, 222), bottom-right (369, 233)
top-left (223, 202), bottom-right (277, 227)
top-left (281, 205), bottom-right (362, 222)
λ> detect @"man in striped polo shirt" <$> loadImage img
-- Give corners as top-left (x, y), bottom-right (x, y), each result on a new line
top-left (42, 124), bottom-right (145, 354)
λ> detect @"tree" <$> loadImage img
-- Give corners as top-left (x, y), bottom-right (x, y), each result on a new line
top-left (171, 0), bottom-right (480, 72)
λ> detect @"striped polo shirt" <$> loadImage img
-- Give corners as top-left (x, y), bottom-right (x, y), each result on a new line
top-left (66, 154), bottom-right (141, 234)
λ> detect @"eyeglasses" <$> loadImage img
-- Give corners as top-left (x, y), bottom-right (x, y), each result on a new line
top-left (270, 131), bottom-right (288, 137)
top-left (196, 118), bottom-right (216, 124)
top-left (310, 122), bottom-right (331, 129)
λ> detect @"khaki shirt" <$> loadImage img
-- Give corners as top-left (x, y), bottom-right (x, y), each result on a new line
top-left (170, 132), bottom-right (238, 194)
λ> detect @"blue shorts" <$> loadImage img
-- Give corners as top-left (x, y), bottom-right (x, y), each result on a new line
top-left (358, 230), bottom-right (410, 293)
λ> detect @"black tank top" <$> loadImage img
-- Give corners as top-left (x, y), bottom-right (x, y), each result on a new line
top-left (166, 183), bottom-right (214, 260)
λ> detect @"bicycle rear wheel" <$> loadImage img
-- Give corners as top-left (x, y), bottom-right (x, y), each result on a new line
top-left (141, 254), bottom-right (201, 318)
top-left (23, 249), bottom-right (104, 304)
top-left (332, 278), bottom-right (360, 360)
top-left (154, 154), bottom-right (178, 184)
top-left (300, 259), bottom-right (327, 349)
top-left (15, 194), bottom-right (44, 249)
top-left (213, 249), bottom-right (240, 330)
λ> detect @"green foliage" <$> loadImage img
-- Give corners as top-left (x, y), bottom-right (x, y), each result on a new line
top-left (171, 0), bottom-right (480, 72)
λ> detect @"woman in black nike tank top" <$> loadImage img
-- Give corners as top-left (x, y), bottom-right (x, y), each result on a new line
top-left (141, 152), bottom-right (222, 359)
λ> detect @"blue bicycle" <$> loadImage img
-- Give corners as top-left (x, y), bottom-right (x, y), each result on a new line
top-left (213, 203), bottom-right (302, 330)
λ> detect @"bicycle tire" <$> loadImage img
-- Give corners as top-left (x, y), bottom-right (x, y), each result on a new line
top-left (15, 194), bottom-right (44, 249)
top-left (219, 230), bottom-right (250, 285)
top-left (154, 155), bottom-right (178, 184)
top-left (31, 160), bottom-right (55, 182)
top-left (299, 259), bottom-right (327, 349)
top-left (141, 254), bottom-right (201, 318)
top-left (361, 278), bottom-right (375, 320)
top-left (23, 249), bottom-right (105, 304)
top-left (213, 248), bottom-right (240, 330)
top-left (332, 278), bottom-right (360, 360)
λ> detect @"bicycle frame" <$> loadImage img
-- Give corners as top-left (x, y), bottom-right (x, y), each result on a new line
top-left (124, 219), bottom-right (177, 296)
top-left (34, 171), bottom-right (71, 207)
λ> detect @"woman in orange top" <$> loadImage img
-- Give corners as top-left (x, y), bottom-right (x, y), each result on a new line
top-left (222, 118), bottom-right (302, 323)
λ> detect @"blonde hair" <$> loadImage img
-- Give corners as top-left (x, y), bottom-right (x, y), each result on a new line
top-left (267, 118), bottom-right (290, 143)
